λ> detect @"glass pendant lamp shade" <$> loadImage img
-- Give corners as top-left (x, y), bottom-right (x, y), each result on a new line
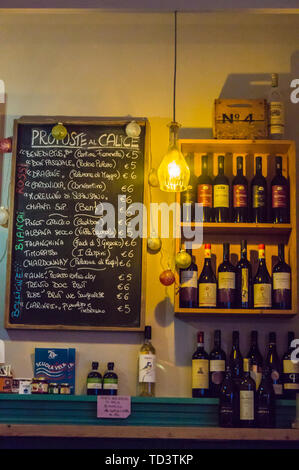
top-left (157, 122), bottom-right (190, 192)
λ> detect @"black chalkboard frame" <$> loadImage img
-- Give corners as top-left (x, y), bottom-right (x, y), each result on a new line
top-left (5, 116), bottom-right (149, 331)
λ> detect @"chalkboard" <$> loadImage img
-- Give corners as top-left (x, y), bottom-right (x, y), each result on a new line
top-left (5, 117), bottom-right (148, 330)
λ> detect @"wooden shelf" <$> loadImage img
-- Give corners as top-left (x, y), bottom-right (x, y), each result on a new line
top-left (176, 308), bottom-right (295, 316)
top-left (180, 222), bottom-right (292, 236)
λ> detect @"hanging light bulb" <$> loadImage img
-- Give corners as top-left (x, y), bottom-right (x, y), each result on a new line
top-left (157, 121), bottom-right (190, 192)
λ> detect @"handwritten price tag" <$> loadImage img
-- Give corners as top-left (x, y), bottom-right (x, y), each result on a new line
top-left (97, 396), bottom-right (131, 419)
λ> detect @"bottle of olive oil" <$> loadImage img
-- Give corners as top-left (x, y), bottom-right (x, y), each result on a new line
top-left (138, 325), bottom-right (156, 397)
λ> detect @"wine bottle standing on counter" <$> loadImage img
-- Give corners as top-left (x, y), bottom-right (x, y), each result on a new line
top-left (219, 365), bottom-right (237, 428)
top-left (103, 362), bottom-right (118, 396)
top-left (197, 154), bottom-right (213, 222)
top-left (268, 73), bottom-right (284, 140)
top-left (229, 331), bottom-right (243, 387)
top-left (239, 358), bottom-right (256, 428)
top-left (138, 326), bottom-right (156, 397)
top-left (217, 243), bottom-right (236, 309)
top-left (198, 244), bottom-right (217, 308)
top-left (247, 330), bottom-right (263, 390)
top-left (257, 366), bottom-right (276, 428)
top-left (179, 245), bottom-right (198, 309)
top-left (181, 154), bottom-right (197, 223)
top-left (86, 361), bottom-right (102, 396)
top-left (272, 244), bottom-right (291, 310)
top-left (192, 331), bottom-right (209, 397)
top-left (265, 332), bottom-right (282, 397)
top-left (282, 331), bottom-right (299, 399)
top-left (251, 156), bottom-right (267, 223)
top-left (236, 240), bottom-right (253, 309)
top-left (209, 329), bottom-right (226, 397)
top-left (253, 244), bottom-right (272, 309)
top-left (213, 155), bottom-right (230, 222)
top-left (271, 156), bottom-right (289, 224)
top-left (232, 156), bottom-right (248, 223)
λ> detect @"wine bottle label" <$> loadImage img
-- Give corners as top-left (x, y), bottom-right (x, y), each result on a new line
top-left (250, 365), bottom-right (262, 390)
top-left (273, 383), bottom-right (283, 395)
top-left (252, 185), bottom-right (266, 208)
top-left (254, 284), bottom-right (272, 308)
top-left (181, 271), bottom-right (198, 289)
top-left (199, 283), bottom-right (216, 307)
top-left (139, 354), bottom-right (156, 383)
top-left (240, 390), bottom-right (254, 420)
top-left (218, 272), bottom-right (235, 290)
top-left (273, 272), bottom-right (291, 290)
top-left (103, 379), bottom-right (118, 390)
top-left (214, 184), bottom-right (229, 208)
top-left (272, 185), bottom-right (287, 208)
top-left (269, 102), bottom-right (284, 133)
top-left (210, 360), bottom-right (225, 372)
top-left (198, 184), bottom-right (212, 207)
top-left (192, 359), bottom-right (209, 389)
top-left (241, 268), bottom-right (249, 303)
top-left (87, 382), bottom-right (102, 389)
top-left (283, 360), bottom-right (299, 374)
top-left (283, 360), bottom-right (299, 390)
top-left (233, 184), bottom-right (247, 208)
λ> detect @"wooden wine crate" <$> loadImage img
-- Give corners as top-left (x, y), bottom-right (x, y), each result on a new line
top-left (175, 139), bottom-right (297, 317)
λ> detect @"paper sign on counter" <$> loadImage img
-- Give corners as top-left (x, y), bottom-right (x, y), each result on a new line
top-left (97, 396), bottom-right (131, 419)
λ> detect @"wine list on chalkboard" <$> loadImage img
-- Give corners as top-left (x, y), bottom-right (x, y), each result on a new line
top-left (5, 117), bottom-right (149, 330)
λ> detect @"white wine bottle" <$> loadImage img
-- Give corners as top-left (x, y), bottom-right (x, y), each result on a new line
top-left (138, 325), bottom-right (156, 397)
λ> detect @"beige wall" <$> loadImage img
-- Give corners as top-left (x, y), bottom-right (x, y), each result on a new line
top-left (0, 11), bottom-right (299, 396)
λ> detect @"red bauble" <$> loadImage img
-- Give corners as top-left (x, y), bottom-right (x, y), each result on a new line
top-left (159, 269), bottom-right (175, 286)
top-left (0, 138), bottom-right (12, 153)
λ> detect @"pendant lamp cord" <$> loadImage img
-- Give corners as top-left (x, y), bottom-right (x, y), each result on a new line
top-left (173, 10), bottom-right (177, 123)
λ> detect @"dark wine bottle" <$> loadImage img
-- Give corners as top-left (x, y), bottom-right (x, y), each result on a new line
top-left (219, 365), bottom-right (237, 428)
top-left (236, 240), bottom-right (252, 309)
top-left (217, 243), bottom-right (236, 308)
top-left (271, 156), bottom-right (290, 224)
top-left (192, 331), bottom-right (209, 397)
top-left (179, 246), bottom-right (198, 308)
top-left (232, 156), bottom-right (248, 223)
top-left (181, 154), bottom-right (197, 223)
top-left (103, 362), bottom-right (118, 396)
top-left (265, 332), bottom-right (282, 397)
top-left (257, 366), bottom-right (276, 428)
top-left (282, 331), bottom-right (299, 399)
top-left (272, 244), bottom-right (291, 309)
top-left (209, 330), bottom-right (226, 397)
top-left (247, 330), bottom-right (263, 390)
top-left (198, 244), bottom-right (217, 308)
top-left (239, 358), bottom-right (256, 428)
top-left (229, 330), bottom-right (243, 387)
top-left (213, 155), bottom-right (230, 223)
top-left (253, 244), bottom-right (272, 309)
top-left (251, 156), bottom-right (267, 223)
top-left (86, 361), bottom-right (102, 396)
top-left (197, 154), bottom-right (213, 222)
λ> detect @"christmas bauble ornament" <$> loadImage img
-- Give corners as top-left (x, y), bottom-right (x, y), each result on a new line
top-left (0, 138), bottom-right (12, 153)
top-left (159, 269), bottom-right (175, 286)
top-left (175, 250), bottom-right (191, 269)
top-left (148, 168), bottom-right (159, 188)
top-left (147, 236), bottom-right (162, 253)
top-left (51, 122), bottom-right (68, 141)
top-left (0, 207), bottom-right (9, 226)
top-left (125, 121), bottom-right (141, 138)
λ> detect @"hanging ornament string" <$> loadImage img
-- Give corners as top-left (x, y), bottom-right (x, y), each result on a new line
top-left (173, 10), bottom-right (177, 123)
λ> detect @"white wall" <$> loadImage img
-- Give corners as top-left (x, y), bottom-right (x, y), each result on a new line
top-left (0, 11), bottom-right (298, 396)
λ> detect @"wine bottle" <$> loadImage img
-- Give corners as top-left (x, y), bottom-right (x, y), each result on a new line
top-left (268, 73), bottom-right (284, 139)
top-left (181, 154), bottom-right (197, 223)
top-left (209, 329), bottom-right (226, 397)
top-left (265, 332), bottom-right (282, 397)
top-left (253, 244), bottom-right (272, 309)
top-left (86, 361), bottom-right (102, 396)
top-left (138, 325), bottom-right (156, 397)
top-left (213, 155), bottom-right (230, 223)
top-left (217, 243), bottom-right (236, 309)
top-left (247, 330), bottom-right (263, 390)
top-left (272, 244), bottom-right (291, 310)
top-left (229, 330), bottom-right (243, 387)
top-left (192, 331), bottom-right (209, 397)
top-left (103, 362), bottom-right (118, 396)
top-left (197, 154), bottom-right (213, 222)
top-left (239, 358), bottom-right (256, 428)
top-left (251, 156), bottom-right (267, 223)
top-left (282, 331), bottom-right (299, 399)
top-left (219, 365), bottom-right (237, 428)
top-left (271, 156), bottom-right (289, 224)
top-left (236, 240), bottom-right (253, 309)
top-left (232, 156), bottom-right (248, 223)
top-left (257, 366), bottom-right (276, 428)
top-left (198, 244), bottom-right (217, 308)
top-left (179, 246), bottom-right (198, 308)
